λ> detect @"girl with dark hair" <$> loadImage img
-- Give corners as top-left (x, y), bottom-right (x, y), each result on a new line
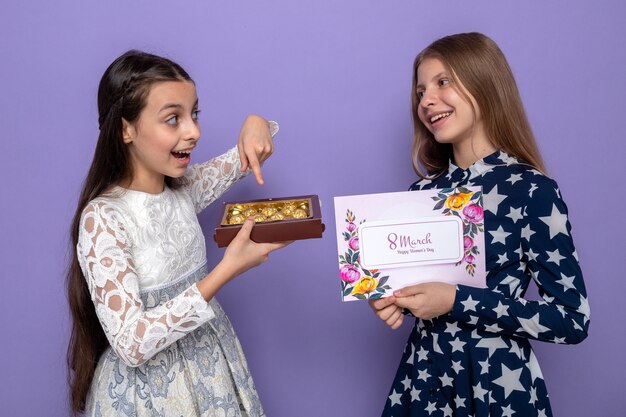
top-left (369, 33), bottom-right (589, 416)
top-left (67, 50), bottom-right (288, 416)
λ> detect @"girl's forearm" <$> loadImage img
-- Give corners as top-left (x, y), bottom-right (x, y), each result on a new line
top-left (196, 260), bottom-right (237, 301)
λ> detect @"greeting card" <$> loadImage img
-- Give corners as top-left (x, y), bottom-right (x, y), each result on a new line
top-left (334, 186), bottom-right (486, 301)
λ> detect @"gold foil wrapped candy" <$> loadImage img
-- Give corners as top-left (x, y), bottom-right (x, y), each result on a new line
top-left (261, 206), bottom-right (278, 217)
top-left (293, 209), bottom-right (307, 219)
top-left (222, 198), bottom-right (313, 225)
top-left (244, 208), bottom-right (258, 217)
top-left (270, 212), bottom-right (285, 221)
top-left (229, 214), bottom-right (245, 224)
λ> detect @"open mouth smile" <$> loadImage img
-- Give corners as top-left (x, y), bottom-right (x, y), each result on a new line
top-left (171, 150), bottom-right (192, 160)
top-left (429, 111), bottom-right (452, 124)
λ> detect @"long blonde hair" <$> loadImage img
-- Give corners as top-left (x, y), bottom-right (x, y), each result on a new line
top-left (411, 32), bottom-right (545, 177)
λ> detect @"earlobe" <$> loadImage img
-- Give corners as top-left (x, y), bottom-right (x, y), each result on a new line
top-left (122, 118), bottom-right (135, 143)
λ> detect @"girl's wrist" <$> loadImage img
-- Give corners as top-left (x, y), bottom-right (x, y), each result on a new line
top-left (197, 261), bottom-right (237, 300)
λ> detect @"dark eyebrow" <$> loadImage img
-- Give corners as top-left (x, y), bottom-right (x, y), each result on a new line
top-left (159, 98), bottom-right (199, 113)
top-left (159, 103), bottom-right (183, 112)
top-left (416, 71), bottom-right (448, 89)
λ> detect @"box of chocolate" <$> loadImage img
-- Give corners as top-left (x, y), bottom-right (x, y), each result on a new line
top-left (213, 195), bottom-right (325, 247)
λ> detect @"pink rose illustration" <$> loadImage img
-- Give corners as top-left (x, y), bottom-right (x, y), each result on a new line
top-left (463, 236), bottom-right (473, 250)
top-left (462, 204), bottom-right (484, 223)
top-left (346, 222), bottom-right (357, 232)
top-left (340, 264), bottom-right (360, 283)
top-left (464, 254), bottom-right (475, 264)
top-left (349, 236), bottom-right (359, 251)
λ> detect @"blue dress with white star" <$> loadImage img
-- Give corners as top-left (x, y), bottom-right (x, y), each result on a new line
top-left (382, 151), bottom-right (589, 417)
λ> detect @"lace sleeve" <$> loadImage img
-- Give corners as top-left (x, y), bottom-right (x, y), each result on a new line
top-left (182, 147), bottom-right (246, 213)
top-left (182, 120), bottom-right (279, 213)
top-left (76, 201), bottom-right (215, 367)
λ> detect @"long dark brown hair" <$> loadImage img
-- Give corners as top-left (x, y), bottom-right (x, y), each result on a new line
top-left (66, 50), bottom-right (192, 414)
top-left (410, 32), bottom-right (545, 177)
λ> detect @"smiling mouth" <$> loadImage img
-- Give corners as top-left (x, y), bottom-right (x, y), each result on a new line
top-left (171, 150), bottom-right (191, 159)
top-left (430, 112), bottom-right (452, 124)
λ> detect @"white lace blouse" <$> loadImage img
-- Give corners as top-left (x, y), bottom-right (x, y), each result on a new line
top-left (76, 134), bottom-right (273, 368)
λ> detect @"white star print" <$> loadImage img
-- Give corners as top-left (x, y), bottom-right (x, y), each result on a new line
top-left (449, 337), bottom-right (466, 353)
top-left (418, 179), bottom-right (433, 189)
top-left (501, 275), bottom-right (520, 296)
top-left (529, 182), bottom-right (538, 197)
top-left (538, 408), bottom-right (548, 417)
top-left (508, 343), bottom-right (524, 360)
top-left (454, 394), bottom-right (466, 408)
top-left (506, 206), bottom-right (524, 223)
top-left (418, 369), bottom-right (430, 382)
top-left (526, 248), bottom-right (539, 261)
top-left (497, 252), bottom-right (509, 266)
top-left (440, 372), bottom-right (454, 387)
top-left (406, 343), bottom-right (415, 365)
top-left (460, 295), bottom-right (479, 312)
top-left (528, 350), bottom-right (545, 382)
top-left (501, 404), bottom-right (515, 417)
top-left (484, 323), bottom-right (502, 333)
top-left (556, 273), bottom-right (576, 292)
top-left (410, 387), bottom-right (421, 402)
top-left (539, 204), bottom-right (569, 238)
top-left (489, 225), bottom-right (511, 245)
top-left (520, 224), bottom-right (535, 241)
top-left (518, 313), bottom-right (550, 338)
top-left (444, 321), bottom-right (461, 337)
top-left (476, 336), bottom-right (509, 356)
top-left (470, 160), bottom-right (493, 178)
top-left (483, 185), bottom-right (507, 214)
top-left (388, 389), bottom-right (402, 406)
top-left (506, 173), bottom-right (523, 185)
top-left (552, 336), bottom-right (566, 344)
top-left (478, 359), bottom-right (489, 374)
top-left (546, 248), bottom-right (565, 265)
top-left (442, 404), bottom-right (453, 417)
top-left (499, 153), bottom-right (517, 165)
top-left (452, 360), bottom-right (464, 374)
top-left (416, 346), bottom-right (429, 362)
top-left (493, 301), bottom-right (510, 318)
top-left (401, 375), bottom-right (412, 390)
top-left (578, 294), bottom-right (591, 324)
top-left (493, 364), bottom-right (525, 399)
top-left (473, 382), bottom-right (488, 402)
top-left (432, 333), bottom-right (444, 354)
top-left (468, 315), bottom-right (479, 326)
top-left (529, 386), bottom-right (538, 404)
top-left (425, 401), bottom-right (437, 414)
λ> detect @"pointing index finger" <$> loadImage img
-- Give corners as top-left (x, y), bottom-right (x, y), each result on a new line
top-left (248, 154), bottom-right (264, 185)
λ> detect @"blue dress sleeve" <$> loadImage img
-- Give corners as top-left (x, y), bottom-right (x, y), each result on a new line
top-left (449, 176), bottom-right (590, 344)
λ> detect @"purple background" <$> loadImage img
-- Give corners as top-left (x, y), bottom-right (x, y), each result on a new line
top-left (1, 1), bottom-right (624, 416)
